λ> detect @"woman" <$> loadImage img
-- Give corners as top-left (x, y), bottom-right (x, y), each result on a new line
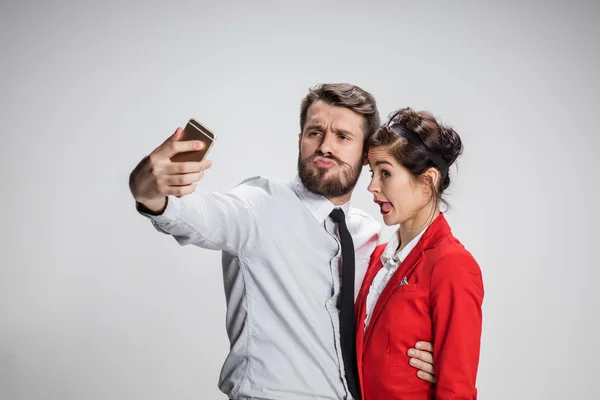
top-left (355, 108), bottom-right (484, 399)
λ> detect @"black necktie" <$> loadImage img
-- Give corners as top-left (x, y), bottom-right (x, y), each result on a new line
top-left (330, 208), bottom-right (360, 400)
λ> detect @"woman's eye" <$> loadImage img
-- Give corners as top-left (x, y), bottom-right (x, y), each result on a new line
top-left (381, 170), bottom-right (390, 178)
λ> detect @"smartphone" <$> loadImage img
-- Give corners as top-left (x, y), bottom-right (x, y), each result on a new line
top-left (170, 118), bottom-right (217, 162)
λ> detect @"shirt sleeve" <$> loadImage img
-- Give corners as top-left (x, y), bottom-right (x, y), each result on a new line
top-left (136, 176), bottom-right (269, 255)
top-left (430, 252), bottom-right (484, 400)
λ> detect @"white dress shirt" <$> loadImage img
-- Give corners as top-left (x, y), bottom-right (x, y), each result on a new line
top-left (364, 226), bottom-right (428, 329)
top-left (138, 175), bottom-right (381, 400)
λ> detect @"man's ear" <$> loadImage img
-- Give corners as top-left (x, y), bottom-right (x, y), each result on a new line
top-left (362, 146), bottom-right (369, 166)
top-left (298, 132), bottom-right (302, 146)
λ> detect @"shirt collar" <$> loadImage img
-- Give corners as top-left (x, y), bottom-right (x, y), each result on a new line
top-left (381, 225), bottom-right (429, 265)
top-left (290, 175), bottom-right (351, 224)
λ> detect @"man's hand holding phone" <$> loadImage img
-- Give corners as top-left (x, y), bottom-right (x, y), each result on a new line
top-left (129, 122), bottom-right (214, 214)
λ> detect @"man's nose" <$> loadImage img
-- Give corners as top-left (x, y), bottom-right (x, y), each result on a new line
top-left (317, 132), bottom-right (335, 155)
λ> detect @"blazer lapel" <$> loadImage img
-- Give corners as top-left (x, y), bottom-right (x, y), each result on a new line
top-left (355, 246), bottom-right (385, 359)
top-left (355, 292), bottom-right (367, 361)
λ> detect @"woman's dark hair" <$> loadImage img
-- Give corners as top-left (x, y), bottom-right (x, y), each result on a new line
top-left (368, 107), bottom-right (463, 207)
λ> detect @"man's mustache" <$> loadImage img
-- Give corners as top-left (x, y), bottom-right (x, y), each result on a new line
top-left (307, 153), bottom-right (349, 168)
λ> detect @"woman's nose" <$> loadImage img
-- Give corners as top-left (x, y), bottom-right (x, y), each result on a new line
top-left (367, 178), bottom-right (379, 193)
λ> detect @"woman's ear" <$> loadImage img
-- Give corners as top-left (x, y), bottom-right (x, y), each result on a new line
top-left (422, 167), bottom-right (440, 193)
top-left (430, 167), bottom-right (441, 186)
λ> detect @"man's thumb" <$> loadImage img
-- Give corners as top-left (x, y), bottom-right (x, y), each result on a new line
top-left (167, 127), bottom-right (184, 143)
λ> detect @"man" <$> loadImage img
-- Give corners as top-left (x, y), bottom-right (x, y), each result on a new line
top-left (129, 83), bottom-right (436, 399)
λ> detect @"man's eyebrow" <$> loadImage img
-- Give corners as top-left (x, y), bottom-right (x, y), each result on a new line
top-left (304, 124), bottom-right (324, 131)
top-left (304, 125), bottom-right (357, 137)
top-left (333, 128), bottom-right (357, 137)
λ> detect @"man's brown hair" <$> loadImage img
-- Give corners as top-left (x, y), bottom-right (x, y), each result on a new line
top-left (299, 83), bottom-right (380, 146)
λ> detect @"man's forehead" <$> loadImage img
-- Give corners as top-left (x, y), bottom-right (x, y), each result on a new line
top-left (305, 101), bottom-right (365, 132)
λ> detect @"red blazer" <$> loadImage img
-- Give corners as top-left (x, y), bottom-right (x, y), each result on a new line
top-left (355, 213), bottom-right (484, 400)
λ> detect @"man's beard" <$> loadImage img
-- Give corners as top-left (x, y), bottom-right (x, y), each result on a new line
top-left (297, 153), bottom-right (363, 198)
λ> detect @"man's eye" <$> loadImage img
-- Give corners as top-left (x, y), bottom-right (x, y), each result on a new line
top-left (339, 135), bottom-right (349, 140)
top-left (308, 131), bottom-right (320, 137)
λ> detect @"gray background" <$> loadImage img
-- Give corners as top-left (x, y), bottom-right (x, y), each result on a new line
top-left (1, 1), bottom-right (598, 399)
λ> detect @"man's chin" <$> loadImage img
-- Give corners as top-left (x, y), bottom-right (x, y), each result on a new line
top-left (309, 163), bottom-right (334, 173)
top-left (307, 177), bottom-right (353, 197)
top-left (298, 157), bottom-right (360, 198)
top-left (310, 170), bottom-right (339, 185)
top-left (315, 181), bottom-right (340, 194)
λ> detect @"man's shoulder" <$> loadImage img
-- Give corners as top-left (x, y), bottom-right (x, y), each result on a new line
top-left (233, 175), bottom-right (292, 199)
top-left (237, 175), bottom-right (271, 186)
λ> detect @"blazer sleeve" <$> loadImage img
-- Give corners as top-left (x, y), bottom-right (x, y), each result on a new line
top-left (430, 252), bottom-right (484, 400)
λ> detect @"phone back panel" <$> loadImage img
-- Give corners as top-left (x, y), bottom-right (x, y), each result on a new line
top-left (171, 119), bottom-right (216, 162)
